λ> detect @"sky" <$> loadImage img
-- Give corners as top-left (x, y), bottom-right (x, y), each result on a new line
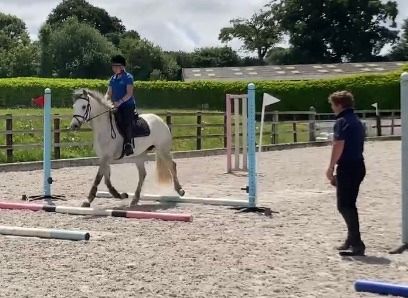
top-left (0, 0), bottom-right (407, 56)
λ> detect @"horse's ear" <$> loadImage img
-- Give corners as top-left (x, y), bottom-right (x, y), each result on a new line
top-left (82, 89), bottom-right (88, 97)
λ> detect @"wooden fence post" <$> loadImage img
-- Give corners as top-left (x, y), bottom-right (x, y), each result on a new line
top-left (309, 106), bottom-right (316, 142)
top-left (293, 116), bottom-right (298, 143)
top-left (54, 116), bottom-right (61, 159)
top-left (5, 114), bottom-right (13, 162)
top-left (196, 112), bottom-right (202, 150)
top-left (271, 111), bottom-right (279, 144)
top-left (391, 111), bottom-right (395, 135)
top-left (376, 113), bottom-right (382, 136)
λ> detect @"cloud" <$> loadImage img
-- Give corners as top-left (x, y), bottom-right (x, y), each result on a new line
top-left (0, 0), bottom-right (406, 55)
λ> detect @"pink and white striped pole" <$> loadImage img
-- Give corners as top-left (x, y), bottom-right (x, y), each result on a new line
top-left (0, 201), bottom-right (192, 222)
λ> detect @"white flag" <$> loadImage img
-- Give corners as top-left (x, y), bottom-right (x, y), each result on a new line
top-left (371, 103), bottom-right (378, 109)
top-left (263, 93), bottom-right (280, 107)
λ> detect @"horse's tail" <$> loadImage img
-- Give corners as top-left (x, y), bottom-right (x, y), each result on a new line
top-left (156, 151), bottom-right (172, 185)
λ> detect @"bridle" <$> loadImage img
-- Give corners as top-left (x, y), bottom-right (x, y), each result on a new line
top-left (72, 95), bottom-right (92, 125)
top-left (72, 94), bottom-right (117, 139)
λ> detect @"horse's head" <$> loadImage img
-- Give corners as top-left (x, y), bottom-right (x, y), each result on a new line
top-left (70, 89), bottom-right (92, 130)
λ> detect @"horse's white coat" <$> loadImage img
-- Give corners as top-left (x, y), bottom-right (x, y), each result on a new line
top-left (69, 89), bottom-right (184, 207)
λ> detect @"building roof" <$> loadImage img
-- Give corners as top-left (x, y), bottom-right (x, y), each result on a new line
top-left (182, 61), bottom-right (407, 82)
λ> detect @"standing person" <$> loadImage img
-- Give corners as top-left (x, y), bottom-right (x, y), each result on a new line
top-left (106, 54), bottom-right (135, 156)
top-left (326, 91), bottom-right (366, 256)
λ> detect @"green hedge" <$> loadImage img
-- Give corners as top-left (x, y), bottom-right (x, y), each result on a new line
top-left (0, 67), bottom-right (406, 112)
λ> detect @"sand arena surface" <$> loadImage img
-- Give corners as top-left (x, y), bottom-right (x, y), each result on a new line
top-left (0, 140), bottom-right (407, 297)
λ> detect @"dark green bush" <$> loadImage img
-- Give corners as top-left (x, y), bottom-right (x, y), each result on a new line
top-left (0, 68), bottom-right (405, 112)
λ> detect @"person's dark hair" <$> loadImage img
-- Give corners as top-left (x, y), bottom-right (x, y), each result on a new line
top-left (111, 54), bottom-right (126, 66)
top-left (328, 91), bottom-right (354, 108)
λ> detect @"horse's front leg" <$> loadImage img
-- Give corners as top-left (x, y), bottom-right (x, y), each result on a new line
top-left (81, 165), bottom-right (104, 208)
top-left (104, 163), bottom-right (128, 200)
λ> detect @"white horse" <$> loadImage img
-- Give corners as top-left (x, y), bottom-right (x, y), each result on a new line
top-left (69, 88), bottom-right (185, 207)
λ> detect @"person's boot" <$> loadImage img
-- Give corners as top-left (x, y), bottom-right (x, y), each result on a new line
top-left (339, 241), bottom-right (365, 256)
top-left (124, 126), bottom-right (134, 156)
top-left (338, 208), bottom-right (365, 255)
top-left (351, 241), bottom-right (366, 256)
top-left (336, 238), bottom-right (351, 250)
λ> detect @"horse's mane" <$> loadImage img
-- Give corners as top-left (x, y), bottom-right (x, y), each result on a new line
top-left (73, 88), bottom-right (113, 108)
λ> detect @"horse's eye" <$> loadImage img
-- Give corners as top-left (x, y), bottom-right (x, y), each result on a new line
top-left (82, 105), bottom-right (86, 110)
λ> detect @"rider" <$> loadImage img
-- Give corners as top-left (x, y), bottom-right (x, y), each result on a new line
top-left (107, 54), bottom-right (135, 156)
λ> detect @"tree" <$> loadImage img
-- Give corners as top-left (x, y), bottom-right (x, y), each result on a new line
top-left (46, 0), bottom-right (125, 35)
top-left (165, 51), bottom-right (195, 68)
top-left (160, 53), bottom-right (180, 81)
top-left (270, 0), bottom-right (399, 63)
top-left (39, 24), bottom-right (53, 76)
top-left (390, 19), bottom-right (408, 61)
top-left (219, 9), bottom-right (281, 62)
top-left (0, 12), bottom-right (30, 50)
top-left (106, 30), bottom-right (141, 47)
top-left (10, 44), bottom-right (40, 76)
top-left (265, 47), bottom-right (293, 65)
top-left (45, 17), bottom-right (116, 78)
top-left (192, 47), bottom-right (240, 67)
top-left (0, 13), bottom-right (39, 77)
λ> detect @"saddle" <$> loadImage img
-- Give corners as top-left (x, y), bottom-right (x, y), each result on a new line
top-left (113, 111), bottom-right (151, 159)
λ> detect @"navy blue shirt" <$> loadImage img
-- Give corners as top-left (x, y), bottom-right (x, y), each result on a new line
top-left (109, 71), bottom-right (135, 108)
top-left (333, 108), bottom-right (365, 164)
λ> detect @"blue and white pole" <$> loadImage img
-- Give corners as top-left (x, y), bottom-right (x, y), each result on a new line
top-left (247, 83), bottom-right (257, 208)
top-left (401, 72), bottom-right (408, 245)
top-left (21, 89), bottom-right (65, 203)
top-left (43, 88), bottom-right (52, 204)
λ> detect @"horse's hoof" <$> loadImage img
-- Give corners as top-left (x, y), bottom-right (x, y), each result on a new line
top-left (81, 201), bottom-right (91, 208)
top-left (178, 188), bottom-right (185, 197)
top-left (129, 199), bottom-right (139, 207)
top-left (120, 192), bottom-right (129, 199)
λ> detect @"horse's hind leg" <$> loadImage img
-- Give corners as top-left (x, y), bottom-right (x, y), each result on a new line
top-left (130, 159), bottom-right (146, 207)
top-left (159, 151), bottom-right (184, 196)
top-left (82, 165), bottom-right (104, 208)
top-left (170, 159), bottom-right (185, 196)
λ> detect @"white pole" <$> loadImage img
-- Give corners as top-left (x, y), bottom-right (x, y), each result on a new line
top-left (0, 225), bottom-right (90, 241)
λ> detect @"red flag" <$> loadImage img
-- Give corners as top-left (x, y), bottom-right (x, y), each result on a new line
top-left (32, 95), bottom-right (44, 108)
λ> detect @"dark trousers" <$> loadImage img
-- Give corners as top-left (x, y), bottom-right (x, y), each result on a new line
top-left (336, 160), bottom-right (366, 246)
top-left (117, 104), bottom-right (135, 144)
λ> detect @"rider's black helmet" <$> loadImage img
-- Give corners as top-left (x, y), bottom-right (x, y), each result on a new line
top-left (111, 54), bottom-right (126, 66)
